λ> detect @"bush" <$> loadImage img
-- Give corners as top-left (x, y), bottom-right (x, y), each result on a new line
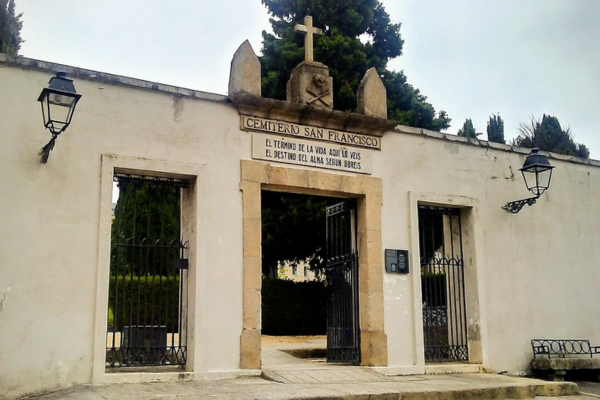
top-left (421, 273), bottom-right (447, 307)
top-left (261, 278), bottom-right (327, 336)
top-left (108, 275), bottom-right (181, 332)
top-left (107, 306), bottom-right (115, 328)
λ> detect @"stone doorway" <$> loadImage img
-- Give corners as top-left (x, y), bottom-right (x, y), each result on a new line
top-left (239, 160), bottom-right (387, 370)
top-left (260, 192), bottom-right (361, 367)
top-left (260, 190), bottom-right (329, 368)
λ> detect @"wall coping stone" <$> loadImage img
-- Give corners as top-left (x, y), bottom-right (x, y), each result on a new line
top-left (0, 53), bottom-right (227, 103)
top-left (394, 125), bottom-right (600, 167)
top-left (2, 53), bottom-right (598, 167)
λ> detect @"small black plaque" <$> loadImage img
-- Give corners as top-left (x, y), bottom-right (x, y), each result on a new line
top-left (175, 258), bottom-right (189, 270)
top-left (385, 249), bottom-right (409, 274)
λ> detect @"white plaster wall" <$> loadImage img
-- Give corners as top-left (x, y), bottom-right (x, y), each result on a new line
top-left (1, 60), bottom-right (600, 397)
top-left (0, 65), bottom-right (251, 398)
top-left (376, 131), bottom-right (600, 374)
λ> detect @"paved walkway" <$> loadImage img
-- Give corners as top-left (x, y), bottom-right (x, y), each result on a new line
top-left (18, 372), bottom-right (587, 400)
top-left (15, 336), bottom-right (596, 399)
top-left (263, 366), bottom-right (393, 384)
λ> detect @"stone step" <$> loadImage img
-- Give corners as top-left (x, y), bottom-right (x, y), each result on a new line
top-left (262, 367), bottom-right (394, 384)
top-left (16, 372), bottom-right (584, 400)
top-left (398, 382), bottom-right (578, 400)
top-left (260, 369), bottom-right (579, 400)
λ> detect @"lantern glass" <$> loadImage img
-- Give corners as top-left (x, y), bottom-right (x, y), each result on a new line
top-left (519, 148), bottom-right (555, 197)
top-left (38, 73), bottom-right (81, 135)
top-left (522, 166), bottom-right (553, 196)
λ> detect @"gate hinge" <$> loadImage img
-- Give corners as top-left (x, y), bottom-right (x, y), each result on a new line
top-left (175, 258), bottom-right (189, 270)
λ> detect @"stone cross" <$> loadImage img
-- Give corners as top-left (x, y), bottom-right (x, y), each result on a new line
top-left (294, 16), bottom-right (323, 63)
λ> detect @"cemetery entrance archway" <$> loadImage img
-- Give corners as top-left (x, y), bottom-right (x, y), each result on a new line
top-left (260, 192), bottom-right (361, 365)
top-left (239, 160), bottom-right (387, 369)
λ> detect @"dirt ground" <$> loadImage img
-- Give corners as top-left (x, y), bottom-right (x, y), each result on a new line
top-left (261, 335), bottom-right (326, 348)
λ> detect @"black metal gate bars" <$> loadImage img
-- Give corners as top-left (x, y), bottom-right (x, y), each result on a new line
top-left (325, 200), bottom-right (360, 363)
top-left (106, 174), bottom-right (189, 369)
top-left (418, 206), bottom-right (468, 363)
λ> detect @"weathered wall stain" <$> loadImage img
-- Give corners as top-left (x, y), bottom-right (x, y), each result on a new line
top-left (0, 287), bottom-right (11, 320)
top-left (172, 96), bottom-right (185, 122)
top-left (444, 142), bottom-right (460, 154)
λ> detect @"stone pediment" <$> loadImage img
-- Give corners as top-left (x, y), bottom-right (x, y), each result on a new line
top-left (227, 17), bottom-right (394, 139)
top-left (229, 92), bottom-right (397, 138)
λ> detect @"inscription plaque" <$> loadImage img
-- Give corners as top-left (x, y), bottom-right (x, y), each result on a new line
top-left (385, 249), bottom-right (409, 274)
top-left (242, 115), bottom-right (381, 150)
top-left (252, 133), bottom-right (372, 174)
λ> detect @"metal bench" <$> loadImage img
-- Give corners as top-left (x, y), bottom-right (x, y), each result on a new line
top-left (531, 339), bottom-right (600, 381)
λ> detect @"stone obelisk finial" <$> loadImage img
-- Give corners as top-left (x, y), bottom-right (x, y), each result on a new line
top-left (228, 40), bottom-right (261, 100)
top-left (294, 16), bottom-right (323, 63)
top-left (357, 67), bottom-right (387, 118)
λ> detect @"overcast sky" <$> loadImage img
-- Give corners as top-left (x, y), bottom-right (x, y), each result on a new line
top-left (15, 0), bottom-right (600, 158)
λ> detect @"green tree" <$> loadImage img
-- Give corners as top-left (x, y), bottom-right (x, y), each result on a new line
top-left (457, 118), bottom-right (478, 139)
top-left (0, 0), bottom-right (23, 55)
top-left (260, 0), bottom-right (451, 131)
top-left (514, 115), bottom-right (589, 159)
top-left (486, 113), bottom-right (505, 144)
top-left (111, 179), bottom-right (182, 276)
top-left (261, 191), bottom-right (329, 277)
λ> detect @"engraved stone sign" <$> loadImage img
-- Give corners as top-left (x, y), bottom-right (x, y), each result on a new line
top-left (242, 116), bottom-right (381, 150)
top-left (252, 133), bottom-right (372, 174)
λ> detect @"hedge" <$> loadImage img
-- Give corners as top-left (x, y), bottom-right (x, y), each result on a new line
top-left (108, 275), bottom-right (181, 332)
top-left (421, 273), bottom-right (447, 307)
top-left (261, 278), bottom-right (327, 336)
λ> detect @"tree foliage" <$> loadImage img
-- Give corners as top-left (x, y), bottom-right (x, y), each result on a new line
top-left (260, 0), bottom-right (450, 131)
top-left (486, 113), bottom-right (505, 144)
top-left (262, 278), bottom-right (326, 335)
top-left (108, 275), bottom-right (181, 330)
top-left (457, 118), bottom-right (478, 139)
top-left (261, 191), bottom-right (328, 277)
top-left (514, 115), bottom-right (589, 159)
top-left (0, 0), bottom-right (23, 55)
top-left (111, 180), bottom-right (182, 276)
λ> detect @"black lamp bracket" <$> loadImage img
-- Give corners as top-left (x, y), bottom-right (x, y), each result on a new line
top-left (39, 134), bottom-right (58, 164)
top-left (502, 195), bottom-right (540, 214)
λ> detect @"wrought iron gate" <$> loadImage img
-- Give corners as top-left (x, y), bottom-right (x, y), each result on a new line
top-left (418, 205), bottom-right (468, 363)
top-left (106, 173), bottom-right (189, 369)
top-left (325, 200), bottom-right (360, 363)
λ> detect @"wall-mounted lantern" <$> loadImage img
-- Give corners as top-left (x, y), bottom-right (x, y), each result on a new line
top-left (37, 72), bottom-right (82, 163)
top-left (502, 148), bottom-right (555, 214)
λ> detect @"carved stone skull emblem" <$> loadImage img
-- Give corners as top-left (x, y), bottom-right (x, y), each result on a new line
top-left (313, 73), bottom-right (327, 89)
top-left (306, 73), bottom-right (331, 107)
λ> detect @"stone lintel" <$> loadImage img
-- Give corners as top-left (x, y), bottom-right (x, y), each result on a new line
top-left (230, 93), bottom-right (397, 137)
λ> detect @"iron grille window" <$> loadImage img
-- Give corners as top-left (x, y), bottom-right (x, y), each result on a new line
top-left (418, 205), bottom-right (469, 363)
top-left (106, 173), bottom-right (189, 369)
